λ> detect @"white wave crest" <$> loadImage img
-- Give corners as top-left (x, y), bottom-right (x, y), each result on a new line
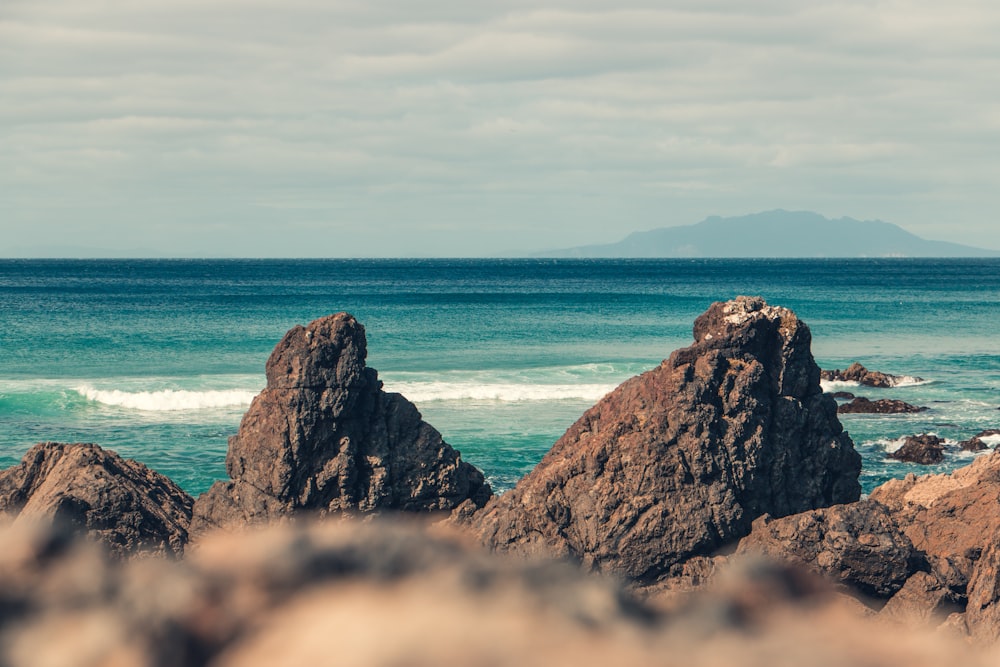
top-left (76, 385), bottom-right (257, 412)
top-left (890, 375), bottom-right (930, 387)
top-left (384, 382), bottom-right (617, 403)
top-left (820, 379), bottom-right (861, 392)
top-left (977, 434), bottom-right (1000, 447)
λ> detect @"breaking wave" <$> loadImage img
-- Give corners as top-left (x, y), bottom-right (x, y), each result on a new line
top-left (76, 386), bottom-right (257, 412)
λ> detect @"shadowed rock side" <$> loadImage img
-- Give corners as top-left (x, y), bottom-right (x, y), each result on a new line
top-left (467, 296), bottom-right (861, 583)
top-left (192, 313), bottom-right (491, 534)
top-left (0, 442), bottom-right (192, 558)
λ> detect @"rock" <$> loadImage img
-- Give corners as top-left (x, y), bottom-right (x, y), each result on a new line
top-left (961, 430), bottom-right (1000, 452)
top-left (1, 519), bottom-right (996, 667)
top-left (961, 437), bottom-right (990, 452)
top-left (466, 296), bottom-right (861, 583)
top-left (821, 362), bottom-right (920, 388)
top-left (830, 391), bottom-right (856, 400)
top-left (960, 531), bottom-right (1000, 642)
top-left (889, 435), bottom-right (947, 465)
top-left (870, 451), bottom-right (1000, 596)
top-left (736, 501), bottom-right (920, 599)
top-left (192, 313), bottom-right (491, 533)
top-left (838, 397), bottom-right (929, 414)
top-left (880, 572), bottom-right (959, 625)
top-left (0, 442), bottom-right (193, 558)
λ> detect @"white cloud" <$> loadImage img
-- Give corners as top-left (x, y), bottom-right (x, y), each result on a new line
top-left (3, 0), bottom-right (1000, 255)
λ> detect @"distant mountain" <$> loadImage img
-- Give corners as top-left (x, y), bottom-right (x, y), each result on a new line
top-left (540, 210), bottom-right (1000, 258)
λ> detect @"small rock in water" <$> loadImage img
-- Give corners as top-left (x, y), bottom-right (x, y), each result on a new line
top-left (821, 362), bottom-right (920, 388)
top-left (838, 397), bottom-right (929, 414)
top-left (888, 434), bottom-right (946, 465)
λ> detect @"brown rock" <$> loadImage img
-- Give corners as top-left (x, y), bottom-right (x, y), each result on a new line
top-left (889, 435), bottom-right (947, 465)
top-left (871, 451), bottom-right (1000, 596)
top-left (880, 572), bottom-right (959, 625)
top-left (965, 529), bottom-right (1000, 642)
top-left (466, 296), bottom-right (861, 583)
top-left (0, 442), bottom-right (192, 558)
top-left (191, 313), bottom-right (491, 534)
top-left (821, 362), bottom-right (920, 388)
top-left (961, 430), bottom-right (1000, 452)
top-left (736, 501), bottom-right (920, 599)
top-left (838, 397), bottom-right (929, 414)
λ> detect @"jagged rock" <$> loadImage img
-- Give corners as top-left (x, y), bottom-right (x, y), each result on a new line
top-left (0, 442), bottom-right (192, 558)
top-left (889, 435), bottom-right (946, 465)
top-left (736, 501), bottom-right (920, 599)
top-left (191, 313), bottom-right (491, 533)
top-left (879, 572), bottom-right (959, 626)
top-left (838, 397), bottom-right (929, 414)
top-left (821, 362), bottom-right (920, 388)
top-left (466, 296), bottom-right (861, 583)
top-left (870, 451), bottom-right (1000, 597)
top-left (965, 530), bottom-right (1000, 642)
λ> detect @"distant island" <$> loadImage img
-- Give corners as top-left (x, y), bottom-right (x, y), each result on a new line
top-left (538, 210), bottom-right (1000, 258)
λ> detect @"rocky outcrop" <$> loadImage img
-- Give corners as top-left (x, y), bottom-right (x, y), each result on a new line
top-left (0, 442), bottom-right (192, 558)
top-left (466, 296), bottom-right (861, 583)
top-left (821, 362), bottom-right (920, 388)
top-left (838, 397), bottom-right (929, 414)
top-left (871, 451), bottom-right (1000, 597)
top-left (192, 313), bottom-right (491, 533)
top-left (880, 571), bottom-right (959, 625)
top-left (889, 435), bottom-right (946, 465)
top-left (736, 501), bottom-right (921, 599)
top-left (961, 430), bottom-right (1000, 452)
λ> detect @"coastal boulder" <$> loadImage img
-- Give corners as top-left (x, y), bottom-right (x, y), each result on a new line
top-left (889, 435), bottom-right (947, 465)
top-left (871, 451), bottom-right (1000, 596)
top-left (821, 363), bottom-right (919, 388)
top-left (191, 313), bottom-right (491, 533)
top-left (0, 442), bottom-right (192, 558)
top-left (467, 296), bottom-right (861, 582)
top-left (838, 397), bottom-right (928, 414)
top-left (736, 501), bottom-right (920, 599)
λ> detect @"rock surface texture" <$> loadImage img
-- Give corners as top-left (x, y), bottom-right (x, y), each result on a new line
top-left (467, 296), bottom-right (861, 582)
top-left (192, 313), bottom-right (491, 533)
top-left (870, 451), bottom-right (1000, 598)
top-left (838, 397), bottom-right (929, 414)
top-left (0, 442), bottom-right (192, 558)
top-left (821, 362), bottom-right (919, 388)
top-left (736, 501), bottom-right (921, 599)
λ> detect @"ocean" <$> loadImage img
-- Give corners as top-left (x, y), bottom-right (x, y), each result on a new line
top-left (1, 258), bottom-right (998, 496)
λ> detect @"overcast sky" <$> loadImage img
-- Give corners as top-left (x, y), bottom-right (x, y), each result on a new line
top-left (3, 0), bottom-right (1000, 257)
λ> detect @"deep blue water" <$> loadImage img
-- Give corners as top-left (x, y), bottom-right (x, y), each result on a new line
top-left (1, 258), bottom-right (998, 495)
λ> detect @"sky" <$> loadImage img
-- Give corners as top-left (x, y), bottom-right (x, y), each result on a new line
top-left (3, 0), bottom-right (1000, 257)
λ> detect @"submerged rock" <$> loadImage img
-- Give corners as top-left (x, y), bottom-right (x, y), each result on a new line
top-left (889, 434), bottom-right (947, 465)
top-left (821, 362), bottom-right (920, 388)
top-left (0, 442), bottom-right (192, 558)
top-left (838, 397), bottom-right (929, 414)
top-left (466, 296), bottom-right (861, 583)
top-left (192, 313), bottom-right (491, 533)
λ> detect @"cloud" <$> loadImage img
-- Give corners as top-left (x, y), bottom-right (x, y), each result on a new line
top-left (3, 0), bottom-right (1000, 255)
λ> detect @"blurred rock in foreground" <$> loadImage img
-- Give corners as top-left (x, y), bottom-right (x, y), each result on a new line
top-left (2, 517), bottom-right (999, 667)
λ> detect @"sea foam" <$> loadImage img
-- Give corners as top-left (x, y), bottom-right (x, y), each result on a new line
top-left (76, 386), bottom-right (257, 412)
top-left (383, 382), bottom-right (617, 403)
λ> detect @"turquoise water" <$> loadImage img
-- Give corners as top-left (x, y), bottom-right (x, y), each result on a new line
top-left (1, 259), bottom-right (998, 495)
